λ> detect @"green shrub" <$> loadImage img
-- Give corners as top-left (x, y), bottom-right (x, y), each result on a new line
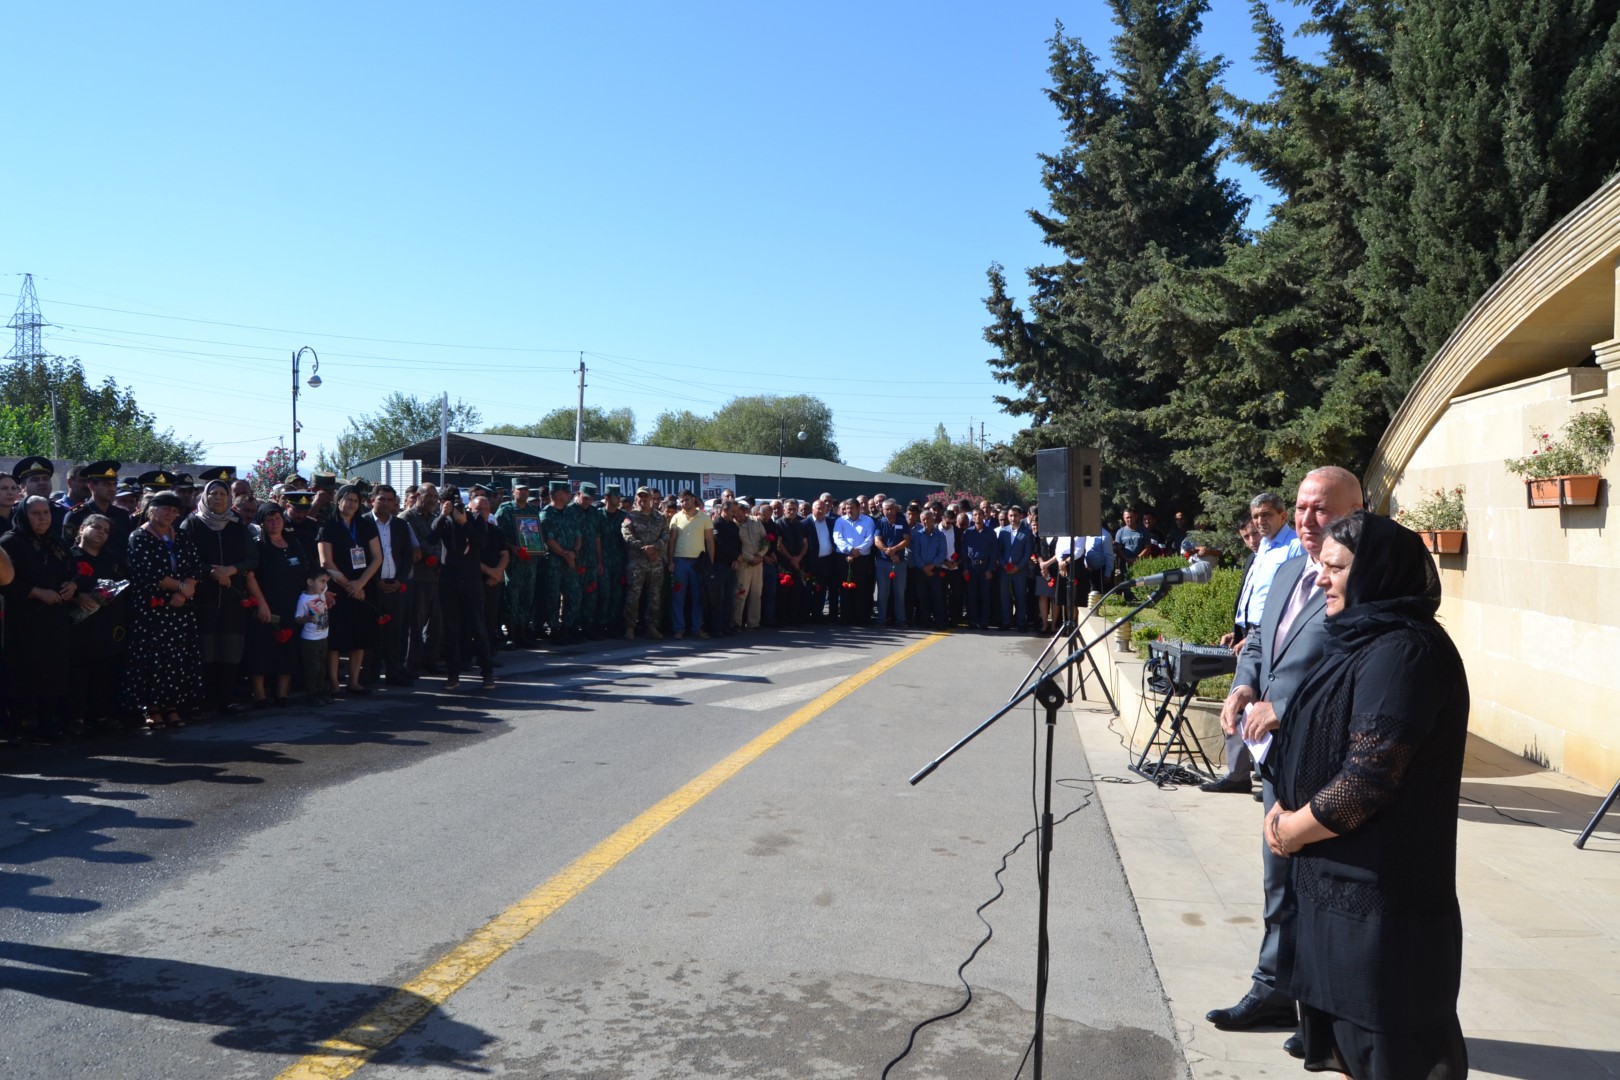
top-left (1125, 555), bottom-right (1187, 581)
top-left (1156, 566), bottom-right (1243, 645)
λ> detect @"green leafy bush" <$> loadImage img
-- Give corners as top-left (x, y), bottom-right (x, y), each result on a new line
top-left (1125, 555), bottom-right (1187, 581)
top-left (1156, 567), bottom-right (1243, 645)
top-left (1505, 408), bottom-right (1614, 478)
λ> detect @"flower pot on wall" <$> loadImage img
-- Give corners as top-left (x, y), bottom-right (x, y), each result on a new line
top-left (1525, 475), bottom-right (1602, 507)
top-left (1421, 530), bottom-right (1466, 554)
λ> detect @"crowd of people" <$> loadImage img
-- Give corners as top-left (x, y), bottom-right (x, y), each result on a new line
top-left (0, 451), bottom-right (1473, 1077)
top-left (0, 457), bottom-right (1200, 748)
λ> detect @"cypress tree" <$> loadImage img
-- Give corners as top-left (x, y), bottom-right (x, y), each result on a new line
top-left (986, 0), bottom-right (1247, 514)
top-left (1130, 0), bottom-right (1396, 524)
top-left (1355, 0), bottom-right (1620, 402)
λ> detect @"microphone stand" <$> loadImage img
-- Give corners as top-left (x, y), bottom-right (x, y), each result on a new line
top-left (909, 584), bottom-right (1169, 1080)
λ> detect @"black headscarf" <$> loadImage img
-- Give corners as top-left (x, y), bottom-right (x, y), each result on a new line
top-left (1320, 510), bottom-right (1441, 658)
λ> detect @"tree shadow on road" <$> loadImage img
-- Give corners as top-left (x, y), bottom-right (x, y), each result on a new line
top-left (0, 940), bottom-right (494, 1069)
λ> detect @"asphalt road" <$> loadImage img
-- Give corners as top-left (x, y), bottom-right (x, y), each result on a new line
top-left (1, 626), bottom-right (1186, 1079)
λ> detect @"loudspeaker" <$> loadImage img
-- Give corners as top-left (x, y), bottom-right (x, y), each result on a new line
top-left (1035, 446), bottom-right (1101, 538)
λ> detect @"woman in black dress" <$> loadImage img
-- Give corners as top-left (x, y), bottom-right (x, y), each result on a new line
top-left (68, 513), bottom-right (133, 731)
top-left (1264, 511), bottom-right (1470, 1079)
top-left (179, 479), bottom-right (258, 717)
top-left (243, 502), bottom-right (309, 706)
top-left (317, 484), bottom-right (381, 694)
top-left (0, 496), bottom-right (77, 742)
top-left (124, 491), bottom-right (205, 728)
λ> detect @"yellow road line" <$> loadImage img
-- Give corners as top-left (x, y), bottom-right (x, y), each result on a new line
top-left (277, 632), bottom-right (949, 1079)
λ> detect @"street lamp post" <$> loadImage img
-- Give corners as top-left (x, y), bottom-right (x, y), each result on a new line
top-left (291, 347), bottom-right (321, 479)
top-left (777, 418), bottom-right (808, 498)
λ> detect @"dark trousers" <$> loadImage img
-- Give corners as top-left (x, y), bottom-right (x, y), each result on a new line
top-left (966, 566), bottom-right (996, 626)
top-left (440, 574), bottom-right (492, 678)
top-left (707, 565), bottom-right (735, 633)
top-left (842, 554), bottom-right (874, 624)
top-left (1253, 777), bottom-right (1292, 1005)
top-left (408, 575), bottom-right (442, 672)
top-left (815, 553), bottom-right (842, 621)
top-left (483, 578), bottom-right (504, 648)
top-left (1000, 568), bottom-right (1029, 628)
top-left (913, 570), bottom-right (944, 627)
top-left (364, 583), bottom-right (413, 684)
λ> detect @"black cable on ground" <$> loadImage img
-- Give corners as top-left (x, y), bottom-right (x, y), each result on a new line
top-left (1458, 792), bottom-right (1614, 839)
top-left (878, 778), bottom-right (1098, 1079)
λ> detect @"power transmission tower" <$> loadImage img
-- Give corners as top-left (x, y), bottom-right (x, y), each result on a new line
top-left (6, 273), bottom-right (50, 364)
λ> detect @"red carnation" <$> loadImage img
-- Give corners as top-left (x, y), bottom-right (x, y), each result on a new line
top-left (425, 555), bottom-right (439, 568)
top-left (76, 561), bottom-right (95, 577)
top-left (576, 565), bottom-right (587, 576)
top-left (778, 573), bottom-right (793, 587)
top-left (241, 597), bottom-right (258, 608)
top-left (1046, 578), bottom-right (1056, 588)
top-left (274, 628), bottom-right (294, 644)
top-left (585, 583), bottom-right (597, 593)
top-left (516, 547), bottom-right (530, 562)
top-left (398, 583), bottom-right (407, 594)
top-left (1005, 562), bottom-right (1017, 573)
top-left (377, 614), bottom-right (392, 626)
top-left (150, 596), bottom-right (166, 608)
top-left (949, 552), bottom-right (959, 561)
top-left (766, 533), bottom-right (777, 543)
top-left (962, 571), bottom-right (971, 582)
top-left (888, 571), bottom-right (896, 580)
top-left (737, 588), bottom-right (747, 597)
top-left (673, 582), bottom-right (684, 593)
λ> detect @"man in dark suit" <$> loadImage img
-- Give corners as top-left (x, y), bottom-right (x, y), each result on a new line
top-left (1205, 466), bottom-right (1364, 1056)
top-left (364, 484), bottom-right (417, 688)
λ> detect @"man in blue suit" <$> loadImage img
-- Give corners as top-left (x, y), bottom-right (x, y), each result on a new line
top-left (1205, 466), bottom-right (1365, 1055)
top-left (996, 505), bottom-right (1035, 629)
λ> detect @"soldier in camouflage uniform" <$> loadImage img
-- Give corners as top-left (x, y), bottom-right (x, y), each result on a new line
top-left (599, 484), bottom-right (630, 635)
top-left (569, 482), bottom-right (606, 638)
top-left (539, 480), bottom-right (582, 644)
top-left (620, 486), bottom-right (669, 639)
top-left (494, 479), bottom-right (544, 647)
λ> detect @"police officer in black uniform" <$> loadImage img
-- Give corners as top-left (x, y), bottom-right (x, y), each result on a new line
top-left (64, 460), bottom-right (134, 553)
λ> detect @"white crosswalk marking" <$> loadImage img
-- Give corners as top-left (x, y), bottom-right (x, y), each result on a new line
top-left (713, 674), bottom-right (849, 712)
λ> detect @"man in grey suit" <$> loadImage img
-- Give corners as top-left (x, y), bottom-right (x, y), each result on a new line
top-left (1204, 466), bottom-right (1365, 1054)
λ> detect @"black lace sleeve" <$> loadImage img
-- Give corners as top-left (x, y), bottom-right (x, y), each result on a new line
top-left (1308, 631), bottom-right (1451, 835)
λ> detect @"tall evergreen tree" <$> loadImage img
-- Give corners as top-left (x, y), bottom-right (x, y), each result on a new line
top-left (1130, 0), bottom-right (1396, 524)
top-left (986, 1), bottom-right (1247, 514)
top-left (1355, 0), bottom-right (1620, 402)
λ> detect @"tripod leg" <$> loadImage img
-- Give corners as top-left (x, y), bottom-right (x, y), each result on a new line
top-left (1575, 776), bottom-right (1620, 849)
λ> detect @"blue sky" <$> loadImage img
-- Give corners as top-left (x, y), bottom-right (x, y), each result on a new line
top-left (6, 1), bottom-right (1309, 472)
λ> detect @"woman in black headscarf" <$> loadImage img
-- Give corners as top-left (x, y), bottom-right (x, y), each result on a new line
top-left (0, 496), bottom-right (77, 742)
top-left (178, 478), bottom-right (258, 717)
top-left (1263, 510), bottom-right (1469, 1079)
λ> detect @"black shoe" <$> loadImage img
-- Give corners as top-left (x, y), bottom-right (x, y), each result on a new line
top-left (1284, 1033), bottom-right (1304, 1059)
top-left (1205, 993), bottom-right (1295, 1030)
top-left (1200, 774), bottom-right (1251, 794)
top-left (1254, 788), bottom-right (1264, 802)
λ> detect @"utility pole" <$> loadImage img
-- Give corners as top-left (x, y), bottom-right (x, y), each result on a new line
top-left (574, 353), bottom-right (586, 466)
top-left (49, 389), bottom-right (60, 459)
top-left (439, 391), bottom-right (449, 488)
top-left (979, 423), bottom-right (986, 452)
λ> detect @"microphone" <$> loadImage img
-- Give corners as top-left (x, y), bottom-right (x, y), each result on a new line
top-left (1125, 559), bottom-right (1214, 589)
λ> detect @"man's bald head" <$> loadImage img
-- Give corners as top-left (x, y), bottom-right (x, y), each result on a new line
top-left (1295, 466), bottom-right (1364, 559)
